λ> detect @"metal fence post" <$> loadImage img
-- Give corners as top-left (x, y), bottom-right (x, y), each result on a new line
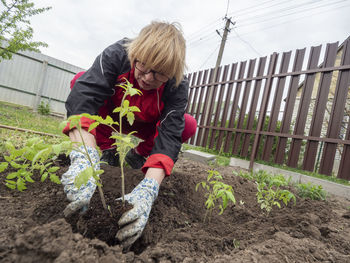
top-left (33, 60), bottom-right (48, 111)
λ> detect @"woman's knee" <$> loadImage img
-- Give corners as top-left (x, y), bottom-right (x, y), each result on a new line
top-left (182, 114), bottom-right (197, 142)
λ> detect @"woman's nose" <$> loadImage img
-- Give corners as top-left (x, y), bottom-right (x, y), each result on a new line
top-left (144, 72), bottom-right (155, 81)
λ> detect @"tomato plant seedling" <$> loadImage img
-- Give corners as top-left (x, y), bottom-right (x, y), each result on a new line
top-left (196, 170), bottom-right (236, 223)
top-left (61, 78), bottom-right (142, 210)
top-left (0, 137), bottom-right (71, 191)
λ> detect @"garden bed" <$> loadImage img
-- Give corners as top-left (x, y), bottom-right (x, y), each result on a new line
top-left (1, 156), bottom-right (350, 262)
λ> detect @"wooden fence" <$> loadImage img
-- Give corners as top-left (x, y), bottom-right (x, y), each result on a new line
top-left (186, 37), bottom-right (350, 180)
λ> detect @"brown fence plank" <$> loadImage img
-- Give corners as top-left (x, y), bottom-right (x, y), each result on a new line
top-left (339, 117), bottom-right (350, 180)
top-left (189, 71), bottom-right (202, 116)
top-left (319, 40), bottom-right (350, 176)
top-left (189, 71), bottom-right (203, 144)
top-left (224, 61), bottom-right (247, 153)
top-left (186, 72), bottom-right (196, 113)
top-left (216, 63), bottom-right (238, 152)
top-left (302, 43), bottom-right (339, 172)
top-left (210, 64), bottom-right (230, 150)
top-left (241, 57), bottom-right (267, 157)
top-left (232, 59), bottom-right (257, 155)
top-left (261, 52), bottom-right (291, 161)
top-left (287, 45), bottom-right (322, 168)
top-left (195, 69), bottom-right (213, 146)
top-left (274, 48), bottom-right (306, 164)
top-left (250, 53), bottom-right (278, 166)
top-left (202, 66), bottom-right (222, 147)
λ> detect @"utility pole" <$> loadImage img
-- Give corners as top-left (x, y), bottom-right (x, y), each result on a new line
top-left (214, 17), bottom-right (234, 73)
top-left (202, 17), bottom-right (235, 144)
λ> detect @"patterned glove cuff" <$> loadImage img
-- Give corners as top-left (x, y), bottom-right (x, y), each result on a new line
top-left (137, 178), bottom-right (160, 203)
top-left (70, 145), bottom-right (100, 166)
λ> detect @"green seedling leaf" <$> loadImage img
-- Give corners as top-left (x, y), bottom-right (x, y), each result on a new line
top-left (75, 167), bottom-right (94, 189)
top-left (81, 113), bottom-right (104, 123)
top-left (129, 106), bottom-right (141, 113)
top-left (48, 166), bottom-right (60, 173)
top-left (59, 120), bottom-right (69, 132)
top-left (10, 161), bottom-right (22, 169)
top-left (6, 172), bottom-right (18, 179)
top-left (41, 172), bottom-right (48, 182)
top-left (67, 117), bottom-right (80, 130)
top-left (88, 122), bottom-right (100, 132)
top-left (5, 180), bottom-right (16, 189)
top-left (4, 155), bottom-right (12, 162)
top-left (50, 174), bottom-right (61, 184)
top-left (113, 107), bottom-right (121, 113)
top-left (52, 144), bottom-right (62, 156)
top-left (123, 100), bottom-right (130, 108)
top-left (0, 162), bottom-right (8, 173)
top-left (17, 178), bottom-right (26, 191)
top-left (126, 112), bottom-right (135, 125)
top-left (24, 173), bottom-right (35, 183)
top-left (128, 86), bottom-right (142, 96)
top-left (32, 147), bottom-right (51, 165)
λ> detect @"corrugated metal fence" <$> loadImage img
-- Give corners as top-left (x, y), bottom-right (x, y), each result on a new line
top-left (186, 38), bottom-right (350, 180)
top-left (0, 48), bottom-right (85, 115)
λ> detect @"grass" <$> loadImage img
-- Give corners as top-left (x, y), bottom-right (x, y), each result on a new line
top-left (0, 101), bottom-right (65, 152)
top-left (0, 101), bottom-right (63, 135)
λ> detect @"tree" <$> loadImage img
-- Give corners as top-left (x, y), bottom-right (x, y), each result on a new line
top-left (0, 0), bottom-right (51, 61)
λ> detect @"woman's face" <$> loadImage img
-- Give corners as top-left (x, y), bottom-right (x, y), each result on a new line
top-left (134, 61), bottom-right (169, 90)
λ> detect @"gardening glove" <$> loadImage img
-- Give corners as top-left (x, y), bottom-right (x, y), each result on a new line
top-left (116, 178), bottom-right (159, 250)
top-left (125, 148), bottom-right (146, 169)
top-left (61, 145), bottom-right (100, 217)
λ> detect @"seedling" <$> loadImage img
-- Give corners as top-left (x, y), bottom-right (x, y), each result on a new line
top-left (296, 182), bottom-right (327, 200)
top-left (256, 181), bottom-right (296, 214)
top-left (235, 170), bottom-right (296, 215)
top-left (195, 170), bottom-right (236, 223)
top-left (62, 78), bottom-right (142, 209)
top-left (0, 137), bottom-right (71, 191)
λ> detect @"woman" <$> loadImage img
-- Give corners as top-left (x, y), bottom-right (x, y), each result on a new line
top-left (61, 21), bottom-right (197, 250)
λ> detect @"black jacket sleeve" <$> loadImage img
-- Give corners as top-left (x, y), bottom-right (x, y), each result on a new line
top-left (150, 78), bottom-right (189, 162)
top-left (65, 38), bottom-right (131, 116)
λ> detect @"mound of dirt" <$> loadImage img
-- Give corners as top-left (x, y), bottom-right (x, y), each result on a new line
top-left (1, 156), bottom-right (350, 262)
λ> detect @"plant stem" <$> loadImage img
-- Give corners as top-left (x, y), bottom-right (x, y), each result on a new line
top-left (77, 127), bottom-right (108, 211)
top-left (118, 92), bottom-right (128, 206)
top-left (120, 159), bottom-right (125, 205)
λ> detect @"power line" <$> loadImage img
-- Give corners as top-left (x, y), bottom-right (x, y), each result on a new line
top-left (227, 2), bottom-right (350, 41)
top-left (186, 0), bottom-right (309, 47)
top-left (232, 29), bottom-right (262, 57)
top-left (197, 42), bottom-right (221, 71)
top-left (237, 0), bottom-right (347, 28)
top-left (237, 0), bottom-right (326, 23)
top-left (186, 0), bottom-right (286, 44)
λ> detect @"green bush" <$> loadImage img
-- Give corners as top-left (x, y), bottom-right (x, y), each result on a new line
top-left (37, 101), bottom-right (51, 115)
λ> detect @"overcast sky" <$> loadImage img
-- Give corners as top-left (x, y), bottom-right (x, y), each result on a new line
top-left (29, 0), bottom-right (350, 73)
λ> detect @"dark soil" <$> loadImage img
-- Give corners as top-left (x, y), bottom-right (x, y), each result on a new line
top-left (1, 155), bottom-right (350, 262)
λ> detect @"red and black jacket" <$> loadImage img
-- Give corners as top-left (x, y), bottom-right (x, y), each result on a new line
top-left (65, 38), bottom-right (189, 175)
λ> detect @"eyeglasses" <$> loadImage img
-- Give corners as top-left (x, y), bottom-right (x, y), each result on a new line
top-left (134, 60), bottom-right (169, 83)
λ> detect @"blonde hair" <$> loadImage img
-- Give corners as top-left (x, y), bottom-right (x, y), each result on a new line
top-left (127, 21), bottom-right (186, 87)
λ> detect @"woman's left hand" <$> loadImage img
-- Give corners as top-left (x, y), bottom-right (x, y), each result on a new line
top-left (115, 178), bottom-right (159, 250)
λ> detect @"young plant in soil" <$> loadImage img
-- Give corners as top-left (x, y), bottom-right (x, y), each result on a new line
top-left (235, 170), bottom-right (296, 215)
top-left (195, 170), bottom-right (236, 223)
top-left (296, 182), bottom-right (327, 200)
top-left (0, 137), bottom-right (71, 191)
top-left (62, 78), bottom-right (142, 210)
